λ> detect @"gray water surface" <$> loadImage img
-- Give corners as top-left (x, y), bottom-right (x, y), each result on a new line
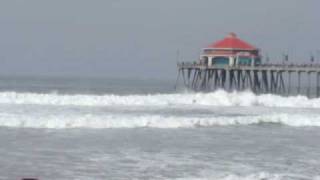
top-left (0, 126), bottom-right (319, 180)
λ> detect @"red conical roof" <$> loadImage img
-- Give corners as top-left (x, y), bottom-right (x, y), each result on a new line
top-left (206, 33), bottom-right (257, 50)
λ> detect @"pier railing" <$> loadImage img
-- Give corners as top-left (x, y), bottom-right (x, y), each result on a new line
top-left (177, 62), bottom-right (320, 72)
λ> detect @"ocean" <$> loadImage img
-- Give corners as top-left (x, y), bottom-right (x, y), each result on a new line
top-left (0, 76), bottom-right (319, 180)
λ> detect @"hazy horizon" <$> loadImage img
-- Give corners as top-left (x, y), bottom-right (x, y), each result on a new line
top-left (0, 0), bottom-right (319, 80)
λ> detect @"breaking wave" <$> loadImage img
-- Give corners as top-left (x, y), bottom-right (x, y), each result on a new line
top-left (1, 90), bottom-right (320, 129)
top-left (0, 90), bottom-right (319, 108)
top-left (1, 112), bottom-right (320, 129)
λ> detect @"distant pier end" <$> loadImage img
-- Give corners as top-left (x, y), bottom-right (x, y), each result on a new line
top-left (176, 33), bottom-right (320, 97)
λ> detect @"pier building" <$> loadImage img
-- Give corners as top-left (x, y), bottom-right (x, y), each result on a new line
top-left (200, 32), bottom-right (260, 67)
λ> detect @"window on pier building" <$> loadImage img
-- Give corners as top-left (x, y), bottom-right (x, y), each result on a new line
top-left (236, 56), bottom-right (261, 66)
top-left (212, 56), bottom-right (229, 66)
top-left (237, 56), bottom-right (252, 66)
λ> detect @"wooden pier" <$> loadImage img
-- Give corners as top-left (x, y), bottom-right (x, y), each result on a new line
top-left (176, 62), bottom-right (320, 98)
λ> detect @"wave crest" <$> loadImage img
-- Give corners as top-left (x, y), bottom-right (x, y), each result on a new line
top-left (1, 113), bottom-right (320, 128)
top-left (0, 90), bottom-right (319, 108)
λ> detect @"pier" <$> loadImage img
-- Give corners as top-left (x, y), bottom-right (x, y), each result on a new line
top-left (175, 33), bottom-right (320, 97)
top-left (176, 62), bottom-right (320, 97)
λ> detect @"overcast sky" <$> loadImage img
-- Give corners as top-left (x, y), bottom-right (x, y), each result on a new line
top-left (0, 0), bottom-right (319, 79)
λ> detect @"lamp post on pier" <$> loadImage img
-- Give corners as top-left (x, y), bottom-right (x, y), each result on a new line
top-left (282, 54), bottom-right (288, 65)
top-left (310, 54), bottom-right (315, 65)
top-left (265, 54), bottom-right (270, 64)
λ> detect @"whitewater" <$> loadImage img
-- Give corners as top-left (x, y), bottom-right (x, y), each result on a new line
top-left (0, 90), bottom-right (320, 129)
top-left (1, 77), bottom-right (320, 180)
top-left (1, 90), bottom-right (320, 108)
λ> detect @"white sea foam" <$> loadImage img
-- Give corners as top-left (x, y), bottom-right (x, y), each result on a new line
top-left (1, 112), bottom-right (320, 128)
top-left (178, 172), bottom-right (319, 180)
top-left (0, 90), bottom-right (319, 108)
top-left (209, 172), bottom-right (282, 180)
